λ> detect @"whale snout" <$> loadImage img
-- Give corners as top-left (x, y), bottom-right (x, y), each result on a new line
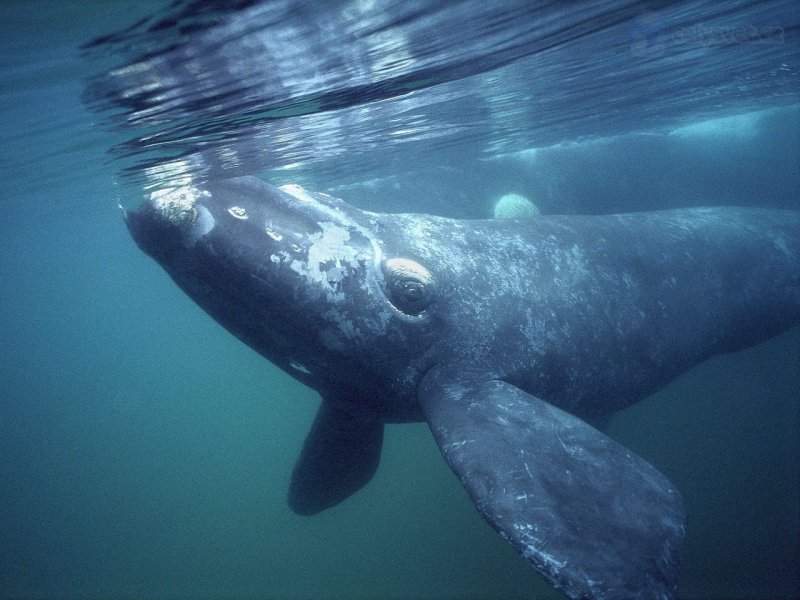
top-left (123, 177), bottom-right (378, 286)
top-left (125, 185), bottom-right (218, 262)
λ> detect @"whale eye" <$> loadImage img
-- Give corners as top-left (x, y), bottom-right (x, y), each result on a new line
top-left (382, 257), bottom-right (434, 315)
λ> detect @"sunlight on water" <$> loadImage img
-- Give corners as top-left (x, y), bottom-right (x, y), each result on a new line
top-left (670, 111), bottom-right (762, 138)
top-left (81, 0), bottom-right (800, 189)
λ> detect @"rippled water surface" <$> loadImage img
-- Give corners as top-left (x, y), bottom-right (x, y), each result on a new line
top-left (80, 0), bottom-right (799, 189)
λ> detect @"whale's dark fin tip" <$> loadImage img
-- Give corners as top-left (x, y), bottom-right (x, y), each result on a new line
top-left (288, 401), bottom-right (384, 516)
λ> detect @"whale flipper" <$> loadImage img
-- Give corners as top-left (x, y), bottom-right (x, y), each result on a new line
top-left (420, 375), bottom-right (685, 600)
top-left (288, 402), bottom-right (384, 515)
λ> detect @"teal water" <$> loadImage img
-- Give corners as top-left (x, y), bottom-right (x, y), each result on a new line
top-left (1, 2), bottom-right (799, 599)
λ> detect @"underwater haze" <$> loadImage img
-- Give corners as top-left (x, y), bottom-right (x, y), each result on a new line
top-left (1, 1), bottom-right (799, 599)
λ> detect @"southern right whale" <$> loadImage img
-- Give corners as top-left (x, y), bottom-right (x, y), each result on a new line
top-left (124, 177), bottom-right (800, 599)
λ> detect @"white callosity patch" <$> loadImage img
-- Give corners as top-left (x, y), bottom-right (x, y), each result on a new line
top-left (289, 222), bottom-right (362, 304)
top-left (149, 186), bottom-right (215, 246)
top-left (280, 183), bottom-right (385, 265)
top-left (149, 186), bottom-right (209, 228)
top-left (277, 184), bottom-right (400, 348)
top-left (227, 206), bottom-right (248, 220)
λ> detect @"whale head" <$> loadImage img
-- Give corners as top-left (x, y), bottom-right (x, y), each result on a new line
top-left (124, 176), bottom-right (438, 418)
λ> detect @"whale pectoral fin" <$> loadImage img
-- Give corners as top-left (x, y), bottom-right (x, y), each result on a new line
top-left (288, 401), bottom-right (384, 515)
top-left (419, 375), bottom-right (685, 600)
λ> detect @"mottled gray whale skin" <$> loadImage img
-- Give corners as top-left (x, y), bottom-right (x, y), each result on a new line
top-left (125, 176), bottom-right (800, 600)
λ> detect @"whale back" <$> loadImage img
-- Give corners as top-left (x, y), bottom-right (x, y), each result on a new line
top-left (377, 207), bottom-right (800, 416)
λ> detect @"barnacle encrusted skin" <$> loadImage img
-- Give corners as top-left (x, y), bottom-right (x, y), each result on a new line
top-left (227, 206), bottom-right (248, 220)
top-left (149, 186), bottom-right (207, 228)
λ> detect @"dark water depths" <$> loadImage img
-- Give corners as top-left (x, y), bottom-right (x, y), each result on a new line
top-left (1, 1), bottom-right (798, 599)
